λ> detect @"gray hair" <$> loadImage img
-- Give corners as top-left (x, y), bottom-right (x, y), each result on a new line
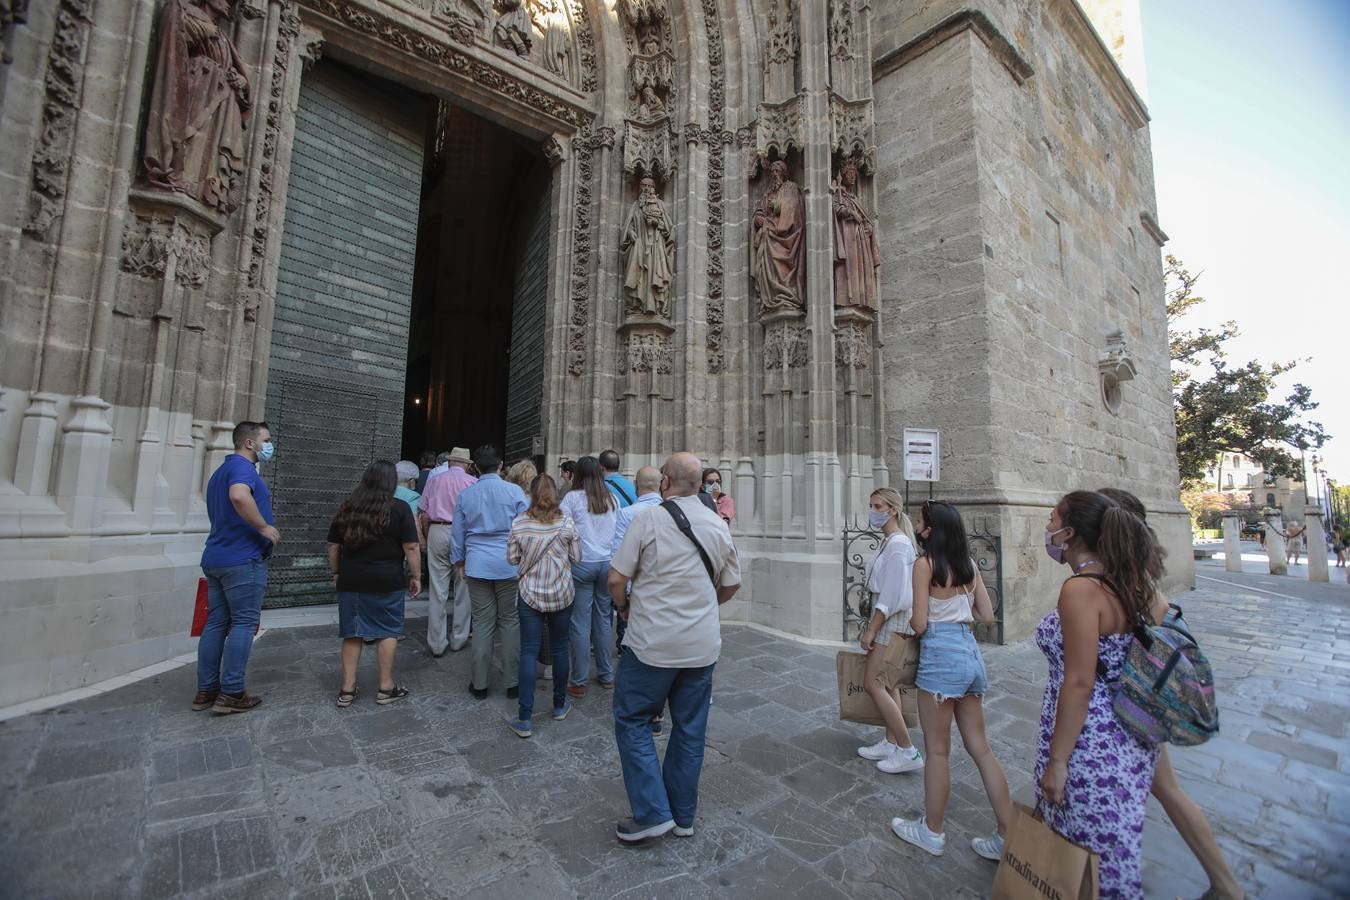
top-left (396, 460), bottom-right (419, 482)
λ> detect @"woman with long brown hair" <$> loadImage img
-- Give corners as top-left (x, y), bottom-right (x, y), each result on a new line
top-left (1035, 490), bottom-right (1169, 898)
top-left (327, 459), bottom-right (420, 707)
top-left (507, 473), bottom-right (581, 737)
top-left (560, 455), bottom-right (619, 697)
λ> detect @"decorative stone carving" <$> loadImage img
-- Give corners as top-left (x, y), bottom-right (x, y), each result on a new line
top-left (619, 0), bottom-right (667, 25)
top-left (752, 160), bottom-right (806, 315)
top-left (764, 319), bottom-right (808, 371)
top-left (142, 0), bottom-right (255, 216)
top-left (833, 319), bottom-right (870, 370)
top-left (567, 0), bottom-right (597, 92)
top-left (541, 136), bottom-right (565, 166)
top-left (829, 94), bottom-right (874, 169)
top-left (699, 0), bottom-right (728, 373)
top-left (299, 30), bottom-right (325, 71)
top-left (23, 0), bottom-right (94, 238)
top-left (2, 0), bottom-right (29, 64)
top-left (121, 214), bottom-right (213, 287)
top-left (764, 0), bottom-right (797, 102)
top-left (753, 94), bottom-right (804, 174)
top-left (630, 50), bottom-right (673, 100)
top-left (828, 0), bottom-right (853, 62)
top-left (435, 1), bottom-right (484, 45)
top-left (1098, 328), bottom-right (1137, 413)
top-left (529, 0), bottom-right (571, 81)
top-left (621, 177), bottom-right (675, 320)
top-left (493, 0), bottom-right (532, 57)
top-left (622, 119), bottom-right (674, 180)
top-left (831, 157), bottom-right (879, 313)
top-left (566, 126), bottom-right (599, 376)
top-left (622, 330), bottom-right (673, 374)
top-left (247, 1), bottom-right (299, 288)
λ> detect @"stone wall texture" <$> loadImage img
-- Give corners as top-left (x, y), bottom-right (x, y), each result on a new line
top-left (0, 0), bottom-right (1188, 707)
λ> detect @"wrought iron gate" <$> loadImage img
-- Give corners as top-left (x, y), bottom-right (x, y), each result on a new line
top-left (842, 515), bottom-right (1004, 644)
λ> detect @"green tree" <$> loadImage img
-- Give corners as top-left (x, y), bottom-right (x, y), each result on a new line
top-left (1167, 255), bottom-right (1326, 487)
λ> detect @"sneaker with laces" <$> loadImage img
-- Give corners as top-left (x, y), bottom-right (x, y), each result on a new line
top-left (971, 833), bottom-right (1004, 862)
top-left (857, 737), bottom-right (896, 761)
top-left (552, 700), bottom-right (573, 721)
top-left (615, 817), bottom-right (674, 842)
top-left (876, 745), bottom-right (924, 774)
top-left (672, 823), bottom-right (694, 837)
top-left (891, 817), bottom-right (945, 856)
top-left (508, 718), bottom-right (533, 738)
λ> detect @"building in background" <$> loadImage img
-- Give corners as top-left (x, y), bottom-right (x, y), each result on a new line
top-left (0, 0), bottom-right (1190, 706)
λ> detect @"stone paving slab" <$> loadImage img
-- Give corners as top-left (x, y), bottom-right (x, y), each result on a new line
top-left (1, 561), bottom-right (1348, 898)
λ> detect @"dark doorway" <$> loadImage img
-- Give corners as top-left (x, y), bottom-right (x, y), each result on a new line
top-left (402, 102), bottom-right (552, 465)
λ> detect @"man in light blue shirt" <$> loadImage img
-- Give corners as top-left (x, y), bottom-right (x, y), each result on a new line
top-left (611, 466), bottom-right (663, 667)
top-left (452, 444), bottom-right (528, 699)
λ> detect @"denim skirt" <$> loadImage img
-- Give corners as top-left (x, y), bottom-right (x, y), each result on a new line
top-left (916, 622), bottom-right (988, 702)
top-left (338, 589), bottom-right (405, 640)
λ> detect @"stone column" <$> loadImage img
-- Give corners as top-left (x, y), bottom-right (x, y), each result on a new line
top-left (1220, 509), bottom-right (1243, 573)
top-left (1262, 510), bottom-right (1288, 576)
top-left (1305, 506), bottom-right (1329, 583)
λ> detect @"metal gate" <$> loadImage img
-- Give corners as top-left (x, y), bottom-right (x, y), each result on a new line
top-left (842, 515), bottom-right (1004, 644)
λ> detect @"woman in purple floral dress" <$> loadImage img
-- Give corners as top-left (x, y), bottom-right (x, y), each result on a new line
top-left (1035, 491), bottom-right (1167, 899)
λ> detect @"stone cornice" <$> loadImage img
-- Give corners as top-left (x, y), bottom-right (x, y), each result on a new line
top-left (872, 10), bottom-right (1033, 86)
top-left (1139, 211), bottom-right (1168, 246)
top-left (300, 0), bottom-right (594, 134)
top-left (1052, 0), bottom-right (1150, 129)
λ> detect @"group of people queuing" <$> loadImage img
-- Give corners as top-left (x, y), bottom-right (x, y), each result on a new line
top-left (854, 486), bottom-right (1242, 899)
top-left (194, 423), bottom-right (741, 843)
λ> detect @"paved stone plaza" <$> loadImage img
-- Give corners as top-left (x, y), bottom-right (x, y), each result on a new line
top-left (1, 558), bottom-right (1346, 899)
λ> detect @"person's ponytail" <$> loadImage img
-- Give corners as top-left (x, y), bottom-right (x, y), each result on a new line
top-left (1097, 506), bottom-right (1163, 624)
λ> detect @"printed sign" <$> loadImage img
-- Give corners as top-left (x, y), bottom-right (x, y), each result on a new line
top-left (903, 428), bottom-right (940, 482)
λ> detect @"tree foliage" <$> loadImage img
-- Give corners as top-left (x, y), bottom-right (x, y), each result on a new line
top-left (1167, 255), bottom-right (1326, 487)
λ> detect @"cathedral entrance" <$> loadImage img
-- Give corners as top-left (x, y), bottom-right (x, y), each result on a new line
top-left (262, 60), bottom-right (551, 607)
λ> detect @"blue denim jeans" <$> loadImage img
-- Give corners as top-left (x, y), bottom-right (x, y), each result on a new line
top-left (517, 599), bottom-right (571, 721)
top-left (613, 652), bottom-right (715, 828)
top-left (568, 559), bottom-right (614, 687)
top-left (197, 560), bottom-right (268, 694)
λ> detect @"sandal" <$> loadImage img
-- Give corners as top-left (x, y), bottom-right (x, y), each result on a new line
top-left (376, 685), bottom-right (410, 705)
top-left (336, 687), bottom-right (358, 708)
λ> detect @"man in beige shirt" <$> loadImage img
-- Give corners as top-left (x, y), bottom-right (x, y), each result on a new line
top-left (607, 452), bottom-right (740, 842)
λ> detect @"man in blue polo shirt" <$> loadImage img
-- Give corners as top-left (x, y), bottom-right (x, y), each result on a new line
top-left (600, 449), bottom-right (636, 508)
top-left (195, 420), bottom-right (279, 714)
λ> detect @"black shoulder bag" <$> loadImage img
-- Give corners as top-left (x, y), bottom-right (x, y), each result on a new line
top-left (661, 500), bottom-right (718, 586)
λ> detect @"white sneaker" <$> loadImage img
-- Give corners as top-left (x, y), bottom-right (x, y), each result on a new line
top-left (971, 833), bottom-right (1004, 862)
top-left (857, 738), bottom-right (896, 761)
top-left (876, 745), bottom-right (924, 774)
top-left (892, 817), bottom-right (945, 856)
top-left (540, 664), bottom-right (552, 681)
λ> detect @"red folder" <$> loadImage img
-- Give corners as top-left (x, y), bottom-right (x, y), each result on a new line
top-left (190, 577), bottom-right (261, 636)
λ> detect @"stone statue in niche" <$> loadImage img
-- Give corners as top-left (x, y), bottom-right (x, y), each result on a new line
top-left (751, 159), bottom-right (806, 315)
top-left (636, 84), bottom-right (665, 119)
top-left (621, 176), bottom-right (675, 319)
top-left (529, 0), bottom-right (570, 81)
top-left (831, 156), bottom-right (879, 312)
top-left (494, 0), bottom-right (532, 56)
top-left (142, 0), bottom-right (253, 215)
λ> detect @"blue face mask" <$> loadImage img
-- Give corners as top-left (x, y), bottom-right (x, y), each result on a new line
top-left (258, 441), bottom-right (275, 462)
top-left (868, 510), bottom-right (891, 529)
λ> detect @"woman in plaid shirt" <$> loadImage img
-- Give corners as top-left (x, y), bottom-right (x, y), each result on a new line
top-left (506, 474), bottom-right (582, 737)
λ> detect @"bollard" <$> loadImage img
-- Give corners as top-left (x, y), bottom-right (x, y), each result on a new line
top-left (1221, 510), bottom-right (1243, 573)
top-left (1305, 506), bottom-right (1329, 583)
top-left (1263, 510), bottom-right (1288, 576)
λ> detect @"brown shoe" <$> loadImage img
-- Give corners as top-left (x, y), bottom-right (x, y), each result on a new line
top-left (211, 692), bottom-right (262, 714)
top-left (566, 684), bottom-right (586, 699)
top-left (191, 690), bottom-right (218, 711)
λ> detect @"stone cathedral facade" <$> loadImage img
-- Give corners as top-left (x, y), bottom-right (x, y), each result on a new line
top-left (0, 0), bottom-right (1192, 706)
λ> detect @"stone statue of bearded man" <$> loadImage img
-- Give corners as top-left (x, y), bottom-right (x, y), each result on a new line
top-left (621, 176), bottom-right (675, 320)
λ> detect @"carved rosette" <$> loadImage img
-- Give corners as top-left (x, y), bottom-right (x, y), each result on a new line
top-left (621, 330), bottom-right (674, 375)
top-left (833, 320), bottom-right (870, 370)
top-left (763, 319), bottom-right (808, 372)
top-left (121, 215), bottom-right (212, 288)
top-left (829, 94), bottom-right (875, 171)
top-left (23, 0), bottom-right (94, 238)
top-left (622, 119), bottom-right (674, 180)
top-left (753, 94), bottom-right (805, 174)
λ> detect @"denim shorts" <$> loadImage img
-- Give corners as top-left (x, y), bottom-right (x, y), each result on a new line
top-left (916, 622), bottom-right (988, 701)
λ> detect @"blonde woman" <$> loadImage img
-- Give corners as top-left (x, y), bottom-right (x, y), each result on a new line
top-left (506, 459), bottom-right (538, 492)
top-left (857, 488), bottom-right (924, 774)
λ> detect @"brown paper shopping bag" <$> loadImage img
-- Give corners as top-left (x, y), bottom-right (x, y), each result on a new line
top-left (991, 803), bottom-right (1099, 900)
top-left (837, 650), bottom-right (919, 729)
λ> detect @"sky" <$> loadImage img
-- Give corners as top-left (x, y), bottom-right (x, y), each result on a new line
top-left (1139, 0), bottom-right (1350, 491)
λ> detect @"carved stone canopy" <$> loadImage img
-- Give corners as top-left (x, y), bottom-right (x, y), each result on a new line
top-left (752, 94), bottom-right (805, 175)
top-left (829, 94), bottom-right (875, 172)
top-left (623, 118), bottom-right (675, 180)
top-left (618, 0), bottom-right (668, 27)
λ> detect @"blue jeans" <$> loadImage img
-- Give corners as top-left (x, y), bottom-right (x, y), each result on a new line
top-left (613, 652), bottom-right (715, 828)
top-left (197, 560), bottom-right (267, 694)
top-left (568, 559), bottom-right (614, 687)
top-left (517, 599), bottom-right (571, 720)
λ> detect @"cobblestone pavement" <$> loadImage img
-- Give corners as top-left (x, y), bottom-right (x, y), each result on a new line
top-left (1, 561), bottom-right (1347, 899)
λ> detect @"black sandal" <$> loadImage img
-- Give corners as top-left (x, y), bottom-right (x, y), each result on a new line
top-left (376, 685), bottom-right (410, 705)
top-left (336, 687), bottom-right (358, 708)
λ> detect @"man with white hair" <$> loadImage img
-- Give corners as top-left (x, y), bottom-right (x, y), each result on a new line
top-left (420, 447), bottom-right (476, 655)
top-left (607, 452), bottom-right (740, 842)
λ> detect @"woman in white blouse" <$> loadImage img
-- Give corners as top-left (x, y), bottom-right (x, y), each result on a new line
top-left (857, 488), bottom-right (925, 775)
top-left (559, 456), bottom-right (619, 697)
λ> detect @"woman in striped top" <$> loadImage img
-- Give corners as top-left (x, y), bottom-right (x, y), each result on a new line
top-left (506, 474), bottom-right (581, 738)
